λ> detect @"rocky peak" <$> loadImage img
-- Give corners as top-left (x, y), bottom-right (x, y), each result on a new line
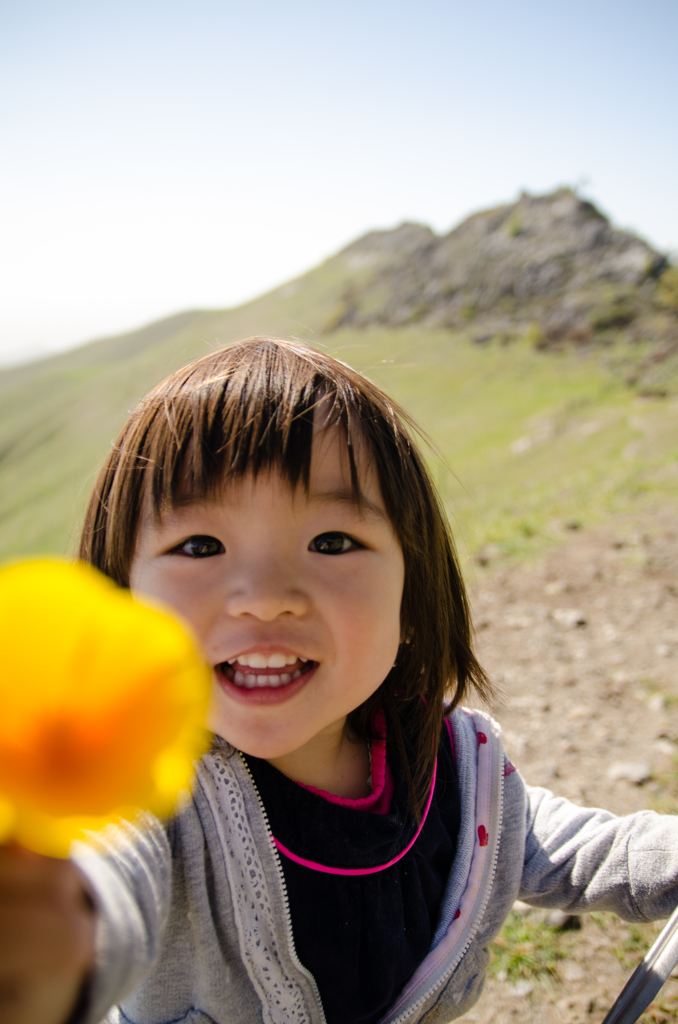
top-left (328, 190), bottom-right (673, 363)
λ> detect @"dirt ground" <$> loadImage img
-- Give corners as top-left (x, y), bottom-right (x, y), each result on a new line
top-left (458, 501), bottom-right (678, 1024)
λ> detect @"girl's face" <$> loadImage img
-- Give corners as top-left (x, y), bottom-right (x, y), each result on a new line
top-left (129, 423), bottom-right (405, 767)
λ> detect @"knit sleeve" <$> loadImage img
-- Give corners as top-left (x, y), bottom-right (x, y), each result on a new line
top-left (520, 783), bottom-right (678, 922)
top-left (70, 812), bottom-right (172, 1024)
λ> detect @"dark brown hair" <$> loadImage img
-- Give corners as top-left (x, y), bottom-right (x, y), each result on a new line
top-left (79, 337), bottom-right (492, 817)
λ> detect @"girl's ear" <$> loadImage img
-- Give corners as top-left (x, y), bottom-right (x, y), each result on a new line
top-left (394, 629), bottom-right (412, 666)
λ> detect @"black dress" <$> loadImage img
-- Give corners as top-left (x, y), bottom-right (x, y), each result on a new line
top-left (243, 723), bottom-right (460, 1024)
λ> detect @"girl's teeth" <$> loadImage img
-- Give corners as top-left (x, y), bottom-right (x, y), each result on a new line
top-left (231, 652), bottom-right (303, 669)
top-left (230, 668), bottom-right (309, 689)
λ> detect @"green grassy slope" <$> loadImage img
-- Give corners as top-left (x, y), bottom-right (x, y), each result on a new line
top-left (1, 251), bottom-right (676, 568)
top-left (331, 329), bottom-right (678, 565)
top-left (0, 249), bottom-right (378, 558)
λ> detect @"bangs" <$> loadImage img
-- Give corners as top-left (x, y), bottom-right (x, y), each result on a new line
top-left (87, 338), bottom-right (413, 584)
top-left (141, 339), bottom-right (369, 518)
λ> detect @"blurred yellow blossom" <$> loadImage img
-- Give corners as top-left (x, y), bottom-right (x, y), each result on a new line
top-left (0, 559), bottom-right (211, 856)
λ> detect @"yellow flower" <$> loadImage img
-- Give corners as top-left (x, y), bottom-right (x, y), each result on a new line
top-left (0, 559), bottom-right (211, 856)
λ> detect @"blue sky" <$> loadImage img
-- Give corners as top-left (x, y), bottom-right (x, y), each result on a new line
top-left (1, 0), bottom-right (677, 364)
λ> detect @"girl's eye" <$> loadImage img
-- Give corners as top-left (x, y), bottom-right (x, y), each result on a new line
top-left (309, 532), bottom-right (360, 555)
top-left (172, 535), bottom-right (225, 558)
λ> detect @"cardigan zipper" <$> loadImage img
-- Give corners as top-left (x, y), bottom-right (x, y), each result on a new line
top-left (238, 752), bottom-right (328, 1024)
top-left (383, 727), bottom-right (505, 1024)
top-left (237, 711), bottom-right (503, 1024)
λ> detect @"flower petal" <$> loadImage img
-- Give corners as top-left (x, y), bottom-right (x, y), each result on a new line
top-left (0, 559), bottom-right (211, 855)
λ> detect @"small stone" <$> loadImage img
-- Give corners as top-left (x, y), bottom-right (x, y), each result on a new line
top-left (474, 543), bottom-right (501, 566)
top-left (530, 762), bottom-right (560, 785)
top-left (510, 980), bottom-right (533, 996)
top-left (505, 614), bottom-right (533, 629)
top-left (607, 761), bottom-right (651, 784)
top-left (546, 909), bottom-right (581, 931)
top-left (512, 900), bottom-right (533, 916)
top-left (552, 607), bottom-right (587, 628)
top-left (589, 995), bottom-right (613, 1013)
top-left (568, 704), bottom-right (593, 720)
top-left (560, 961), bottom-right (585, 981)
top-left (496, 969), bottom-right (508, 982)
top-left (648, 692), bottom-right (666, 712)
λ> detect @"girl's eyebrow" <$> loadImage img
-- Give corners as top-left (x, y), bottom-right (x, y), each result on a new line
top-left (308, 489), bottom-right (388, 523)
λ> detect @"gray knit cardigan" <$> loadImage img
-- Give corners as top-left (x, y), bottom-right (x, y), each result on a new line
top-left (73, 709), bottom-right (678, 1024)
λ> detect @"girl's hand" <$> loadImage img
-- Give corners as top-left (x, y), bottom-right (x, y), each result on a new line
top-left (0, 845), bottom-right (95, 1024)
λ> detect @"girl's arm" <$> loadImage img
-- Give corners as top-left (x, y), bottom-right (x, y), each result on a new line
top-left (0, 845), bottom-right (95, 1024)
top-left (70, 813), bottom-right (173, 1024)
top-left (520, 783), bottom-right (678, 920)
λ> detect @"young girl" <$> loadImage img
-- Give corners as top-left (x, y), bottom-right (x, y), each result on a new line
top-left (2, 336), bottom-right (678, 1024)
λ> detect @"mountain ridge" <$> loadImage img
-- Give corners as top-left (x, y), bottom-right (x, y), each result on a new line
top-left (3, 187), bottom-right (675, 393)
top-left (327, 189), bottom-right (674, 357)
top-left (0, 187), bottom-right (676, 562)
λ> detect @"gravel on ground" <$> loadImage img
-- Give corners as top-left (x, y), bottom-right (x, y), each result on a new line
top-left (458, 501), bottom-right (678, 1024)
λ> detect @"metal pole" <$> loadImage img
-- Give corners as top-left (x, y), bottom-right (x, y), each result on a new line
top-left (601, 903), bottom-right (678, 1024)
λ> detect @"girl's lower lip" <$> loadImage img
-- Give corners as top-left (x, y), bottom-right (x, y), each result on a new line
top-left (214, 663), bottom-right (317, 706)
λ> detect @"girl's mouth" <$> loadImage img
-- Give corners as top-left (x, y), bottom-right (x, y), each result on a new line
top-left (217, 656), bottom-right (317, 691)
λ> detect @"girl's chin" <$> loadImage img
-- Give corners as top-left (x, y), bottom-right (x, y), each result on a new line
top-left (207, 711), bottom-right (323, 763)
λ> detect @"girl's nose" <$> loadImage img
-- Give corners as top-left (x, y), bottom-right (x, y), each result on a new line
top-left (224, 563), bottom-right (309, 622)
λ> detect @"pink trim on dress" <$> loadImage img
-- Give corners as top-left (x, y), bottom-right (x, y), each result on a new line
top-left (298, 730), bottom-right (391, 813)
top-left (272, 758), bottom-right (438, 876)
top-left (296, 710), bottom-right (394, 815)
